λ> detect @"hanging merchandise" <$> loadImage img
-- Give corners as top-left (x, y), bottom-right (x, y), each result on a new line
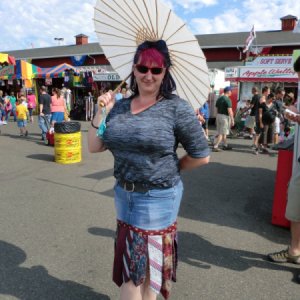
top-left (45, 78), bottom-right (52, 85)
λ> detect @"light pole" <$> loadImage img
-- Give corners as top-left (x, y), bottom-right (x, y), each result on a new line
top-left (54, 37), bottom-right (64, 46)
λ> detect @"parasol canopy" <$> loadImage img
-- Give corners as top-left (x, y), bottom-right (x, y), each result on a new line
top-left (94, 0), bottom-right (210, 108)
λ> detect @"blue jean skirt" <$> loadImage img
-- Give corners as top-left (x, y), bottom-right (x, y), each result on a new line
top-left (114, 180), bottom-right (183, 230)
top-left (51, 112), bottom-right (64, 123)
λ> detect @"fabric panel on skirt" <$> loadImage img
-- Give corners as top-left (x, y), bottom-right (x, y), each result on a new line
top-left (113, 220), bottom-right (178, 299)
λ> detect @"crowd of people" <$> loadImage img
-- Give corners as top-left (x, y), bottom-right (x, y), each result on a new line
top-left (207, 84), bottom-right (297, 155)
top-left (0, 86), bottom-right (70, 141)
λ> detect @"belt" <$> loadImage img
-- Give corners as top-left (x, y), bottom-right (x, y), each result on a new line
top-left (118, 179), bottom-right (151, 193)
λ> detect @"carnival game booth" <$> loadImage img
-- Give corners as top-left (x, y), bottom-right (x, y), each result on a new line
top-left (225, 55), bottom-right (299, 102)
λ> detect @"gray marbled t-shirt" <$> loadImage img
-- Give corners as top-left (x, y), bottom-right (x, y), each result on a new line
top-left (102, 96), bottom-right (210, 188)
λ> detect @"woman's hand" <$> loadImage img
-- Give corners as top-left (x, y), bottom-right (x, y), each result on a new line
top-left (98, 91), bottom-right (115, 112)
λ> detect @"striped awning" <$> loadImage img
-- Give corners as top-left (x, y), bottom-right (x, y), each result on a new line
top-left (34, 63), bottom-right (77, 78)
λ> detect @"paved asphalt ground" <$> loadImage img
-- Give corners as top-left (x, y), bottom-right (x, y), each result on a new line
top-left (0, 117), bottom-right (299, 300)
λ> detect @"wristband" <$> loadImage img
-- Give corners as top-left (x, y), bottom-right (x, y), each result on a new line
top-left (91, 119), bottom-right (99, 129)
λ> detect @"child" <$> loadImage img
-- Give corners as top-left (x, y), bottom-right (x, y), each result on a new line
top-left (16, 96), bottom-right (29, 136)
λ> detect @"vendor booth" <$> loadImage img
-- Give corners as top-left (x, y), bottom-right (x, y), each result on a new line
top-left (225, 55), bottom-right (299, 102)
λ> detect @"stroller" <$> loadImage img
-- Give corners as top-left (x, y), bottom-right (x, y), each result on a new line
top-left (42, 115), bottom-right (54, 146)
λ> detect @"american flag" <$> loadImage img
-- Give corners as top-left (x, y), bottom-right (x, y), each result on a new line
top-left (243, 25), bottom-right (256, 53)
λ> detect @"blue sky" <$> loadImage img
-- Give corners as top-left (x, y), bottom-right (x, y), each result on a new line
top-left (0, 0), bottom-right (299, 51)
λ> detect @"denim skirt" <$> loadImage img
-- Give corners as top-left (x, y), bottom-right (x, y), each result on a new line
top-left (114, 180), bottom-right (184, 230)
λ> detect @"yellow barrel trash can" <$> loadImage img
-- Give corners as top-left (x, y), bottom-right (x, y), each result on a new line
top-left (54, 122), bottom-right (81, 164)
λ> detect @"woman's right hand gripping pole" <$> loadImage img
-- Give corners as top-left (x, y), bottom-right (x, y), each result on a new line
top-left (88, 91), bottom-right (115, 153)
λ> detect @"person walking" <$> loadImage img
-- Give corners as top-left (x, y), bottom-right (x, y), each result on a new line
top-left (253, 86), bottom-right (270, 155)
top-left (247, 86), bottom-right (260, 143)
top-left (199, 100), bottom-right (210, 139)
top-left (9, 91), bottom-right (17, 122)
top-left (16, 95), bottom-right (29, 137)
top-left (38, 86), bottom-right (51, 141)
top-left (212, 86), bottom-right (234, 152)
top-left (27, 90), bottom-right (36, 123)
top-left (50, 88), bottom-right (67, 128)
top-left (267, 56), bottom-right (300, 272)
top-left (88, 39), bottom-right (210, 300)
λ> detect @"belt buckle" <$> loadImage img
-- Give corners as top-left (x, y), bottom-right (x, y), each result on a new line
top-left (124, 182), bottom-right (135, 192)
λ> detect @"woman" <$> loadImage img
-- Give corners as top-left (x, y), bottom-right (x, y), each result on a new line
top-left (258, 92), bottom-right (276, 154)
top-left (27, 90), bottom-right (36, 123)
top-left (88, 40), bottom-right (210, 300)
top-left (50, 88), bottom-right (66, 128)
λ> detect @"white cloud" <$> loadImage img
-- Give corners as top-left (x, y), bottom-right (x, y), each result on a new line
top-left (0, 0), bottom-right (299, 51)
top-left (0, 0), bottom-right (96, 51)
top-left (190, 0), bottom-right (300, 34)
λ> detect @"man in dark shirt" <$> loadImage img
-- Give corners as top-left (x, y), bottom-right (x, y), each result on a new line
top-left (38, 86), bottom-right (51, 141)
top-left (248, 86), bottom-right (260, 141)
top-left (212, 86), bottom-right (234, 151)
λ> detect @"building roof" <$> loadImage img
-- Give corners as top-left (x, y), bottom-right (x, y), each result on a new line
top-left (196, 30), bottom-right (300, 49)
top-left (6, 43), bottom-right (104, 60)
top-left (4, 28), bottom-right (300, 73)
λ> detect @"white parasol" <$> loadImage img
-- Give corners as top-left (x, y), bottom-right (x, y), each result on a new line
top-left (93, 0), bottom-right (210, 108)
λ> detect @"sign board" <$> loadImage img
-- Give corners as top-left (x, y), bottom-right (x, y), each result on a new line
top-left (76, 65), bottom-right (111, 73)
top-left (246, 55), bottom-right (293, 67)
top-left (239, 66), bottom-right (297, 80)
top-left (93, 73), bottom-right (121, 81)
top-left (225, 67), bottom-right (239, 79)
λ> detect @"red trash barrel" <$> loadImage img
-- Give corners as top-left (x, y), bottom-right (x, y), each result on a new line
top-left (271, 149), bottom-right (293, 228)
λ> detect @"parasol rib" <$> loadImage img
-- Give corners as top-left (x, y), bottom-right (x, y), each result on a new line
top-left (106, 51), bottom-right (136, 60)
top-left (97, 0), bottom-right (141, 34)
top-left (95, 31), bottom-right (137, 42)
top-left (160, 9), bottom-right (172, 40)
top-left (94, 19), bottom-right (137, 39)
top-left (172, 67), bottom-right (206, 104)
top-left (171, 51), bottom-right (209, 69)
top-left (120, 0), bottom-right (158, 37)
top-left (165, 23), bottom-right (186, 43)
top-left (155, 0), bottom-right (159, 38)
top-left (172, 62), bottom-right (209, 94)
top-left (142, 0), bottom-right (157, 38)
top-left (172, 66), bottom-right (208, 100)
top-left (170, 71), bottom-right (191, 103)
top-left (94, 2), bottom-right (138, 31)
top-left (132, 0), bottom-right (156, 39)
top-left (113, 58), bottom-right (135, 72)
top-left (167, 40), bottom-right (199, 47)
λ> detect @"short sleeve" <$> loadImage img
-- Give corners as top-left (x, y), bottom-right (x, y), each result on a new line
top-left (175, 100), bottom-right (210, 158)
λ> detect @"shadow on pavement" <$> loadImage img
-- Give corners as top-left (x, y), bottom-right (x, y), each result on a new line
top-left (27, 154), bottom-right (54, 162)
top-left (0, 240), bottom-right (110, 300)
top-left (180, 162), bottom-right (289, 245)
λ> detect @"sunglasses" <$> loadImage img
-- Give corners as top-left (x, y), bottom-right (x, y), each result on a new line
top-left (135, 65), bottom-right (164, 75)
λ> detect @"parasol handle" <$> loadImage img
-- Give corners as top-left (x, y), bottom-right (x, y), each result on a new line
top-left (99, 74), bottom-right (131, 107)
